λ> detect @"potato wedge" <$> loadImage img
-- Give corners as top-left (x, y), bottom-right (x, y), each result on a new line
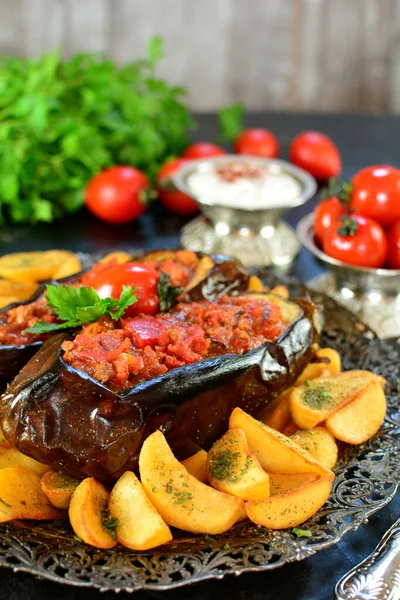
top-left (0, 250), bottom-right (79, 284)
top-left (270, 284), bottom-right (289, 298)
top-left (289, 371), bottom-right (385, 430)
top-left (207, 429), bottom-right (270, 500)
top-left (263, 391), bottom-right (292, 432)
top-left (326, 381), bottom-right (386, 444)
top-left (181, 450), bottom-right (208, 483)
top-left (246, 476), bottom-right (333, 529)
top-left (247, 275), bottom-right (265, 291)
top-left (282, 421), bottom-right (300, 437)
top-left (69, 478), bottom-right (117, 549)
top-left (52, 254), bottom-right (81, 279)
top-left (41, 469), bottom-right (80, 509)
top-left (0, 296), bottom-right (26, 309)
top-left (294, 365), bottom-right (332, 386)
top-left (139, 430), bottom-right (244, 534)
top-left (109, 471), bottom-right (172, 550)
top-left (0, 279), bottom-right (37, 301)
top-left (100, 251), bottom-right (132, 265)
top-left (269, 472), bottom-right (320, 494)
top-left (290, 427), bottom-right (338, 470)
top-left (0, 467), bottom-right (63, 522)
top-left (229, 408), bottom-right (334, 481)
top-left (185, 256), bottom-right (214, 291)
top-left (315, 348), bottom-right (341, 374)
top-left (0, 447), bottom-right (50, 476)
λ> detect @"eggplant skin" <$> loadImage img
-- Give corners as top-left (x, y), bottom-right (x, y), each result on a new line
top-left (0, 299), bottom-right (319, 483)
top-left (0, 252), bottom-right (248, 391)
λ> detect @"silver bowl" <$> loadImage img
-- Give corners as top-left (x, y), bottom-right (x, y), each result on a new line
top-left (173, 155), bottom-right (317, 268)
top-left (297, 213), bottom-right (400, 338)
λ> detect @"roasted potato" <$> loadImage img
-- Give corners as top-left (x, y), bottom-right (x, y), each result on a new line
top-left (139, 430), bottom-right (244, 535)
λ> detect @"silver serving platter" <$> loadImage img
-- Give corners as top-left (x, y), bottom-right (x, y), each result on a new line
top-left (0, 272), bottom-right (398, 593)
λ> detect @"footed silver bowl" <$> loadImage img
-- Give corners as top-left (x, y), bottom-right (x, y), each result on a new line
top-left (297, 213), bottom-right (400, 338)
top-left (174, 155), bottom-right (317, 268)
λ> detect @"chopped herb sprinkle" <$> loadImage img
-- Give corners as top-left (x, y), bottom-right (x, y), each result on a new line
top-left (101, 511), bottom-right (118, 539)
top-left (292, 528), bottom-right (312, 538)
top-left (302, 385), bottom-right (333, 409)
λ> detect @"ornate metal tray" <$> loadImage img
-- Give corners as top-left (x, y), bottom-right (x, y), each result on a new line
top-left (0, 272), bottom-right (398, 593)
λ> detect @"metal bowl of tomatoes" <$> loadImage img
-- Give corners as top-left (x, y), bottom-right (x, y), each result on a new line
top-left (297, 165), bottom-right (400, 300)
top-left (297, 212), bottom-right (400, 300)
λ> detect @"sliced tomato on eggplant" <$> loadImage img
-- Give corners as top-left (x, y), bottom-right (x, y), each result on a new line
top-left (0, 251), bottom-right (249, 391)
top-left (0, 293), bottom-right (319, 482)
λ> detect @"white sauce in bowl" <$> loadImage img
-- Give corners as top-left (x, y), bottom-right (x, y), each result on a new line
top-left (186, 161), bottom-right (302, 210)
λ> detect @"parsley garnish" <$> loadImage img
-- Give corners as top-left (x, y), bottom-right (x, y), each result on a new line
top-left (157, 273), bottom-right (183, 312)
top-left (292, 528), bottom-right (312, 538)
top-left (23, 284), bottom-right (136, 335)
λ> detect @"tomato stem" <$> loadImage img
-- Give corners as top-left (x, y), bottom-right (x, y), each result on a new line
top-left (320, 178), bottom-right (353, 206)
top-left (337, 216), bottom-right (358, 237)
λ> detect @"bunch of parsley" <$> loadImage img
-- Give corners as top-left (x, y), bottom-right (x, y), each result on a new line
top-left (0, 37), bottom-right (192, 224)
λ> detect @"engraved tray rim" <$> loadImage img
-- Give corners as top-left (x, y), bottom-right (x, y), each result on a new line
top-left (0, 266), bottom-right (398, 593)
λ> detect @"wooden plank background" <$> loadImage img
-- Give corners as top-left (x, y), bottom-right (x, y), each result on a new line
top-left (0, 0), bottom-right (399, 112)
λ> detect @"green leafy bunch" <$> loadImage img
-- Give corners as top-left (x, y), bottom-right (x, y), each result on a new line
top-left (0, 37), bottom-right (193, 224)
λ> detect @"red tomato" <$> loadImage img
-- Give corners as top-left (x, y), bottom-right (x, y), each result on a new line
top-left (87, 262), bottom-right (160, 316)
top-left (85, 166), bottom-right (150, 224)
top-left (234, 128), bottom-right (279, 158)
top-left (182, 142), bottom-right (227, 160)
top-left (314, 197), bottom-right (347, 243)
top-left (351, 165), bottom-right (400, 227)
top-left (157, 158), bottom-right (198, 215)
top-left (323, 214), bottom-right (388, 268)
top-left (387, 220), bottom-right (400, 269)
top-left (289, 132), bottom-right (342, 180)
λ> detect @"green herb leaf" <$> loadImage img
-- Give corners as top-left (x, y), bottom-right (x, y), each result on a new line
top-left (218, 103), bottom-right (244, 143)
top-left (23, 284), bottom-right (136, 334)
top-left (157, 272), bottom-right (183, 312)
top-left (292, 528), bottom-right (312, 538)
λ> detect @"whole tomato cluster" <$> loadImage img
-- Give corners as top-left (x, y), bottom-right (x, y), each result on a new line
top-left (84, 126), bottom-right (343, 223)
top-left (314, 166), bottom-right (400, 270)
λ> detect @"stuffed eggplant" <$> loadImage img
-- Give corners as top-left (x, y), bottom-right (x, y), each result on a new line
top-left (0, 250), bottom-right (248, 390)
top-left (0, 291), bottom-right (319, 482)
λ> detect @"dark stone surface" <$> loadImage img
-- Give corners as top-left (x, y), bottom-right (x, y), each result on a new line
top-left (0, 112), bottom-right (398, 599)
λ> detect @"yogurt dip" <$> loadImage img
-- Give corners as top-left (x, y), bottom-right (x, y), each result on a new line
top-left (186, 160), bottom-right (302, 210)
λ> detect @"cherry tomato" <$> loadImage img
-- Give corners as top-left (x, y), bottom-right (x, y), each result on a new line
top-left (182, 142), bottom-right (227, 160)
top-left (387, 220), bottom-right (400, 269)
top-left (314, 197), bottom-right (347, 243)
top-left (156, 158), bottom-right (198, 215)
top-left (289, 132), bottom-right (342, 180)
top-left (85, 166), bottom-right (150, 224)
top-left (351, 165), bottom-right (400, 227)
top-left (86, 262), bottom-right (160, 316)
top-left (234, 128), bottom-right (279, 158)
top-left (323, 213), bottom-right (388, 268)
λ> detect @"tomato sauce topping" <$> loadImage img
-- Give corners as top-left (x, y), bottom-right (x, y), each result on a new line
top-left (0, 251), bottom-right (199, 346)
top-left (61, 296), bottom-right (284, 392)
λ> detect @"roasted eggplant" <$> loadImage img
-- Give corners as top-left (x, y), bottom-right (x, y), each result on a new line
top-left (0, 251), bottom-right (248, 391)
top-left (0, 293), bottom-right (319, 482)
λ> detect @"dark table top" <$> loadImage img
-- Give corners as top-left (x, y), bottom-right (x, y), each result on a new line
top-left (0, 112), bottom-right (399, 600)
